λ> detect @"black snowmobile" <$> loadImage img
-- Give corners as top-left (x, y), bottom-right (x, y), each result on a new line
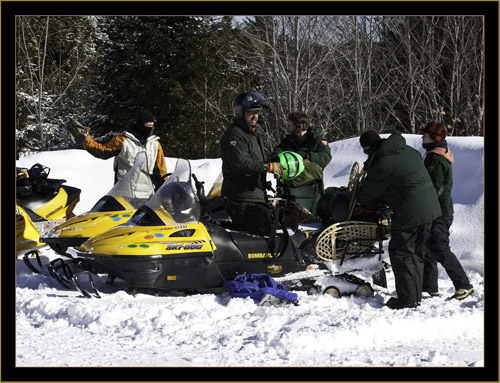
top-left (36, 158), bottom-right (390, 298)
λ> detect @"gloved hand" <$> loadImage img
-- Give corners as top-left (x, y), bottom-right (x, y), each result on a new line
top-left (267, 162), bottom-right (285, 178)
top-left (68, 119), bottom-right (90, 144)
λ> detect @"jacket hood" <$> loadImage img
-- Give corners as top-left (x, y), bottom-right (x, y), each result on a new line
top-left (124, 129), bottom-right (158, 145)
top-left (376, 130), bottom-right (406, 156)
top-left (364, 130), bottom-right (405, 168)
top-left (426, 147), bottom-right (454, 163)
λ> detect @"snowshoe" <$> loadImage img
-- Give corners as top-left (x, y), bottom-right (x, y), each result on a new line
top-left (315, 221), bottom-right (387, 263)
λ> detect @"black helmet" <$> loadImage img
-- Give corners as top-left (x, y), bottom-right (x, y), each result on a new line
top-left (233, 91), bottom-right (268, 118)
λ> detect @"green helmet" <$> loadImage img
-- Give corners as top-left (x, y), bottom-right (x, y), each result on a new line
top-left (277, 151), bottom-right (305, 180)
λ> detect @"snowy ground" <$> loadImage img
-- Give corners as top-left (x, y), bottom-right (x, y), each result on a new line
top-left (13, 134), bottom-right (492, 373)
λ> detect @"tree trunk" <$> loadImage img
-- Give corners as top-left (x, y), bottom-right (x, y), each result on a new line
top-left (38, 17), bottom-right (50, 150)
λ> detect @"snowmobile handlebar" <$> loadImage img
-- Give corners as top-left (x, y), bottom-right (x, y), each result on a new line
top-left (192, 174), bottom-right (208, 203)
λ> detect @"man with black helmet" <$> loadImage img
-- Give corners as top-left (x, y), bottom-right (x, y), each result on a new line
top-left (356, 129), bottom-right (442, 309)
top-left (220, 91), bottom-right (284, 234)
top-left (69, 109), bottom-right (168, 192)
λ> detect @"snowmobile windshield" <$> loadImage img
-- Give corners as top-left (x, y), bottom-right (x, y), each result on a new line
top-left (91, 152), bottom-right (154, 211)
top-left (126, 158), bottom-right (201, 225)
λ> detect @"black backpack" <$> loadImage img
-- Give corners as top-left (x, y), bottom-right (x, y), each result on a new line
top-left (316, 187), bottom-right (350, 226)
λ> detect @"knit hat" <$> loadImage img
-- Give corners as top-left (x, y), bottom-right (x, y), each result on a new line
top-left (418, 121), bottom-right (447, 142)
top-left (136, 109), bottom-right (155, 127)
top-left (360, 130), bottom-right (381, 152)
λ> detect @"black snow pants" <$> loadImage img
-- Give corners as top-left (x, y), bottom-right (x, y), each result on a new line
top-left (389, 222), bottom-right (432, 306)
top-left (422, 215), bottom-right (472, 292)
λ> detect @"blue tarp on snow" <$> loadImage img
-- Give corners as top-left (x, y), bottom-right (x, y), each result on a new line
top-left (223, 273), bottom-right (298, 303)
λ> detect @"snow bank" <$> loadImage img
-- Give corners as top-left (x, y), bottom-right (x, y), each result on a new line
top-left (325, 134), bottom-right (484, 205)
top-left (17, 134), bottom-right (483, 213)
top-left (14, 134), bottom-right (487, 370)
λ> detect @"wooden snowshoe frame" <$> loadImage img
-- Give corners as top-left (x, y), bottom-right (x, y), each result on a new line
top-left (315, 162), bottom-right (385, 263)
top-left (315, 221), bottom-right (383, 262)
top-left (346, 162), bottom-right (365, 220)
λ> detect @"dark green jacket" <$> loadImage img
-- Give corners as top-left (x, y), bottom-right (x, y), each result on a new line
top-left (220, 118), bottom-right (269, 203)
top-left (424, 150), bottom-right (454, 217)
top-left (271, 129), bottom-right (331, 214)
top-left (271, 129), bottom-right (332, 169)
top-left (356, 130), bottom-right (441, 230)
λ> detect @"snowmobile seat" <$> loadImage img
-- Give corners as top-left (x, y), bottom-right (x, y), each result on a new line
top-left (36, 178), bottom-right (67, 194)
top-left (16, 175), bottom-right (32, 197)
top-left (17, 192), bottom-right (57, 219)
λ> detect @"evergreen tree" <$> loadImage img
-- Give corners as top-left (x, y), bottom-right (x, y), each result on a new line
top-left (90, 16), bottom-right (240, 158)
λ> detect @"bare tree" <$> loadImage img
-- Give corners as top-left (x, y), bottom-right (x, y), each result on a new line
top-left (17, 15), bottom-right (482, 155)
top-left (231, 16), bottom-right (346, 143)
top-left (441, 16), bottom-right (484, 136)
top-left (16, 16), bottom-right (95, 150)
top-left (376, 16), bottom-right (483, 135)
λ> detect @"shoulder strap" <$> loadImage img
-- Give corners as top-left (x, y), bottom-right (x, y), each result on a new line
top-left (268, 207), bottom-right (289, 258)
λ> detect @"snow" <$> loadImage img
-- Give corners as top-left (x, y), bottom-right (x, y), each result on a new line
top-left (15, 134), bottom-right (486, 369)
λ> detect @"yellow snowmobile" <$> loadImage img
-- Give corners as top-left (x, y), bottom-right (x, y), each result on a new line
top-left (51, 158), bottom-right (390, 298)
top-left (41, 152), bottom-right (155, 256)
top-left (16, 163), bottom-right (81, 255)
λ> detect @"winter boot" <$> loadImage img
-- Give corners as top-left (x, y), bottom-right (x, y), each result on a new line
top-left (450, 288), bottom-right (473, 300)
top-left (385, 297), bottom-right (419, 310)
top-left (424, 290), bottom-right (441, 297)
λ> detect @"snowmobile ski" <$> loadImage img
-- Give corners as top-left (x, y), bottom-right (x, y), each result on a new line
top-left (23, 250), bottom-right (98, 298)
top-left (22, 250), bottom-right (43, 274)
top-left (46, 257), bottom-right (101, 298)
top-left (71, 270), bottom-right (101, 299)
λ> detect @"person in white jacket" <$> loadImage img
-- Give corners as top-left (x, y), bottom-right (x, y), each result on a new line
top-left (70, 109), bottom-right (168, 195)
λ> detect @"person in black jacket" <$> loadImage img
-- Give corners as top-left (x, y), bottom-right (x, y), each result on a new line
top-left (271, 112), bottom-right (331, 215)
top-left (220, 91), bottom-right (284, 234)
top-left (356, 130), bottom-right (442, 309)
